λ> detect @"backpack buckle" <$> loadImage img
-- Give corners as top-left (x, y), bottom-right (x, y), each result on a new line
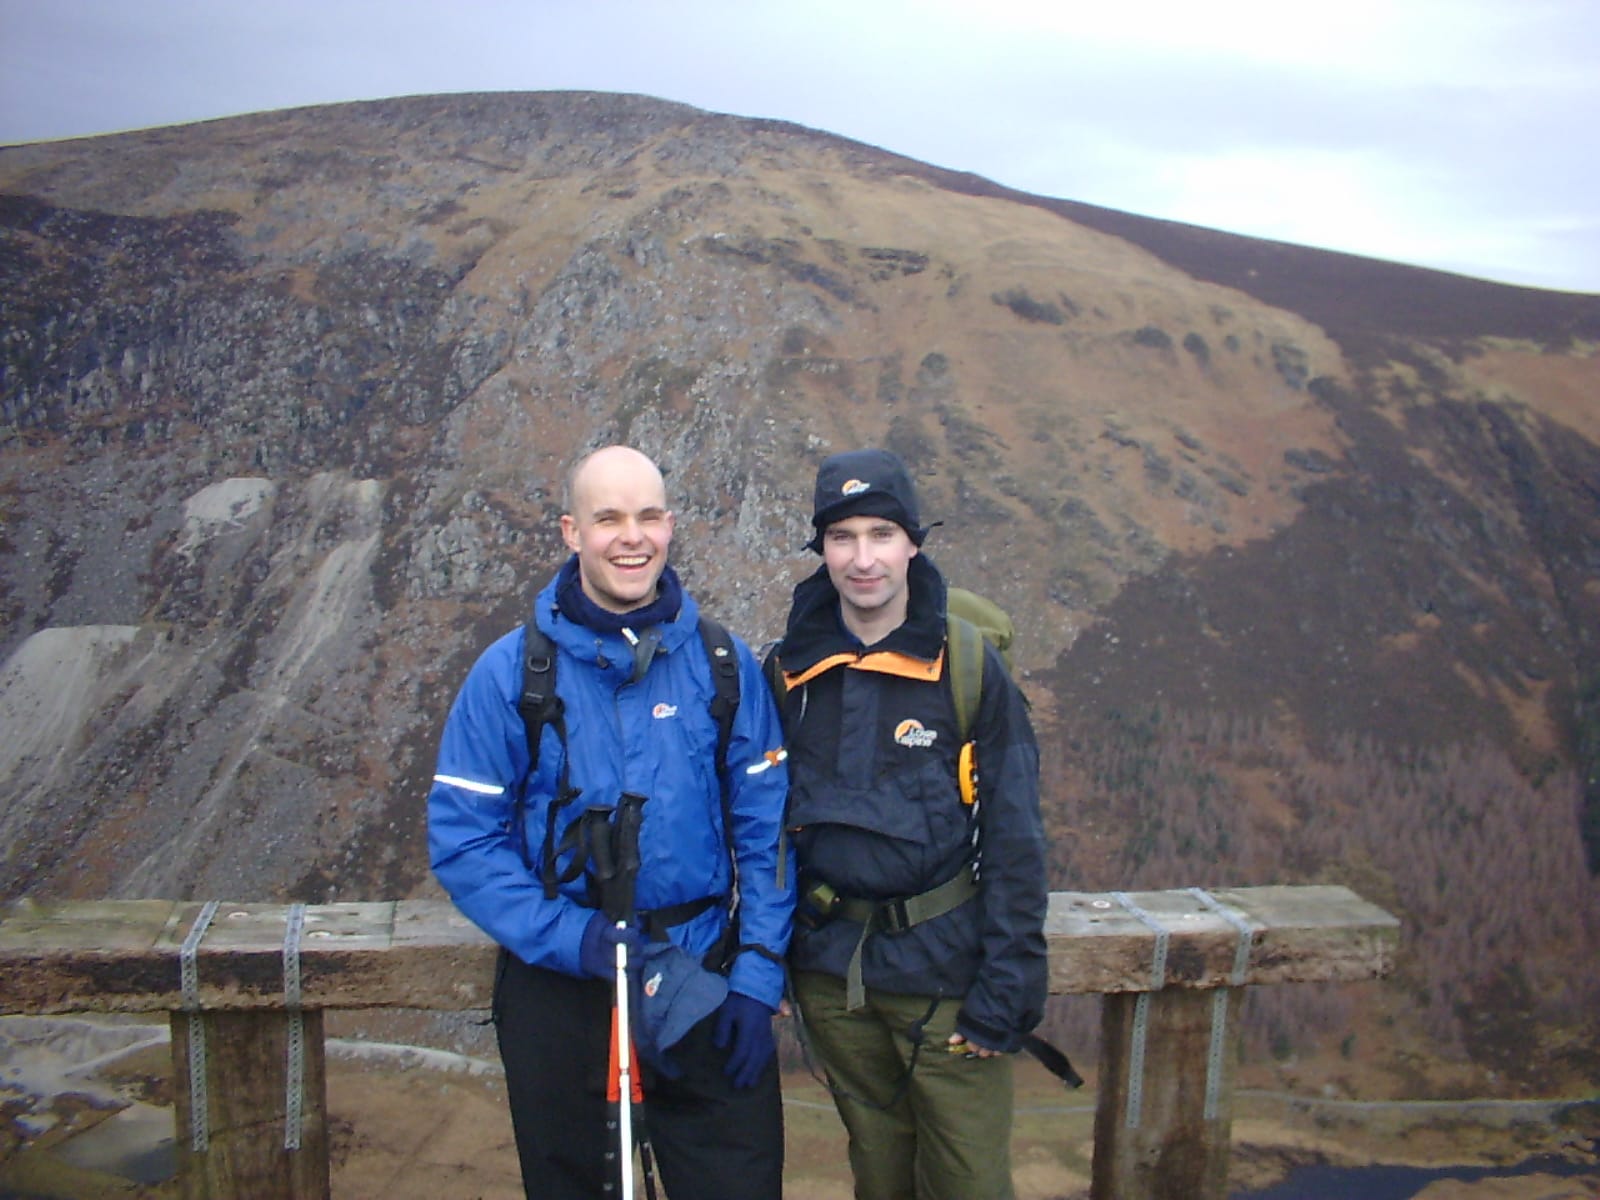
top-left (878, 898), bottom-right (913, 934)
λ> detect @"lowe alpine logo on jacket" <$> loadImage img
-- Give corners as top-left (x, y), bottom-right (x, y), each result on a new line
top-left (893, 718), bottom-right (939, 749)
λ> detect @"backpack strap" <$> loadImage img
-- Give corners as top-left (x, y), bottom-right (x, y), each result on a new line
top-left (944, 612), bottom-right (987, 744)
top-left (699, 617), bottom-right (740, 786)
top-left (515, 618), bottom-right (585, 895)
top-left (697, 617), bottom-right (757, 965)
top-left (517, 618), bottom-right (559, 775)
top-left (761, 643), bottom-right (788, 712)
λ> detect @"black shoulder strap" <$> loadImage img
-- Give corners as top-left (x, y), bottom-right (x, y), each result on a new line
top-left (760, 643), bottom-right (788, 718)
top-left (701, 617), bottom-right (769, 968)
top-left (517, 617), bottom-right (560, 776)
top-left (516, 617), bottom-right (583, 894)
top-left (698, 616), bottom-right (740, 784)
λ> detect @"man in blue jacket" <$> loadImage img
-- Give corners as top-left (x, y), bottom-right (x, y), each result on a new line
top-left (770, 448), bottom-right (1047, 1200)
top-left (428, 445), bottom-right (794, 1200)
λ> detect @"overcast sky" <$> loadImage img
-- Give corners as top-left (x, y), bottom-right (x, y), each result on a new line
top-left (3, 0), bottom-right (1597, 293)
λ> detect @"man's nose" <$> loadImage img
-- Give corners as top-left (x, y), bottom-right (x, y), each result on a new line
top-left (852, 539), bottom-right (875, 568)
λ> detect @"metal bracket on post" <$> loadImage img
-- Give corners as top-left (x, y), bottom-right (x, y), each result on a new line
top-left (1186, 888), bottom-right (1256, 1120)
top-left (1110, 892), bottom-right (1170, 1130)
top-left (179, 900), bottom-right (221, 1152)
top-left (282, 902), bottom-right (307, 1151)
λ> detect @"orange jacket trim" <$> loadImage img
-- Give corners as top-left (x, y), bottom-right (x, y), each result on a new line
top-left (783, 647), bottom-right (945, 690)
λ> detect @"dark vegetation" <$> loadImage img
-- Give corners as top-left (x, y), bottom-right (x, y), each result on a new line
top-left (1030, 705), bottom-right (1600, 1086)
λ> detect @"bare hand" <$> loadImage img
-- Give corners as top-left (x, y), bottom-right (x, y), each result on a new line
top-left (946, 1033), bottom-right (1000, 1059)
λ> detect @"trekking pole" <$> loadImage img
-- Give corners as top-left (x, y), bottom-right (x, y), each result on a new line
top-left (612, 926), bottom-right (638, 1200)
top-left (607, 794), bottom-right (660, 1200)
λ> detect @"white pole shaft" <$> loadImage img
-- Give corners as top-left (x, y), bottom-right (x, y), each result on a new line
top-left (615, 925), bottom-right (635, 1200)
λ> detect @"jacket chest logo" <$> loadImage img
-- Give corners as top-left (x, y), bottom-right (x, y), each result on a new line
top-left (652, 702), bottom-right (679, 719)
top-left (893, 718), bottom-right (939, 749)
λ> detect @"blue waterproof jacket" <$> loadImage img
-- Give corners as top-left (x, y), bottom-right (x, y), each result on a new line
top-left (428, 569), bottom-right (795, 1009)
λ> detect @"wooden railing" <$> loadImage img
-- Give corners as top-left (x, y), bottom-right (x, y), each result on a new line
top-left (0, 885), bottom-right (1398, 1199)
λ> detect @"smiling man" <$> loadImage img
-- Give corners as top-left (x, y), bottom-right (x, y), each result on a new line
top-left (560, 446), bottom-right (677, 612)
top-left (767, 448), bottom-right (1048, 1200)
top-left (428, 445), bottom-right (794, 1200)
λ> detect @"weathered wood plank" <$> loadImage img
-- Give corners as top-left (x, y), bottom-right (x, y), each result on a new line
top-left (0, 886), bottom-right (1398, 1014)
top-left (1044, 885), bottom-right (1398, 994)
top-left (0, 899), bottom-right (492, 1014)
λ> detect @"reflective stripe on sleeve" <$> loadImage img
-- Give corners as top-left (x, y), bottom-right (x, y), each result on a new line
top-left (433, 773), bottom-right (507, 796)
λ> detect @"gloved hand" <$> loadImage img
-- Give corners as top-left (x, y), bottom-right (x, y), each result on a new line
top-left (578, 912), bottom-right (643, 980)
top-left (713, 991), bottom-right (776, 1089)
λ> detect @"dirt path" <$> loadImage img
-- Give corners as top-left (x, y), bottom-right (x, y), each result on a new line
top-left (2, 1017), bottom-right (1596, 1199)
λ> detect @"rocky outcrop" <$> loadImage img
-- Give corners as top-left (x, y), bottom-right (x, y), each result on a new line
top-left (2, 90), bottom-right (1598, 1075)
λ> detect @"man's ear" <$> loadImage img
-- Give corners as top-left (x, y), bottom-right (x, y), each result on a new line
top-left (559, 514), bottom-right (580, 551)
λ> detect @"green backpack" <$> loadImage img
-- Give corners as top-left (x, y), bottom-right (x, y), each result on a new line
top-left (944, 586), bottom-right (1014, 741)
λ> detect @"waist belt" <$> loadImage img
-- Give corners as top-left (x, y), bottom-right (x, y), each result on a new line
top-left (640, 894), bottom-right (722, 941)
top-left (837, 863), bottom-right (980, 1011)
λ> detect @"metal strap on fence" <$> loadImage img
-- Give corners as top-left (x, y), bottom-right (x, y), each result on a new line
top-left (1186, 888), bottom-right (1257, 1120)
top-left (1110, 892), bottom-right (1170, 1130)
top-left (283, 903), bottom-right (307, 1150)
top-left (179, 900), bottom-right (221, 1152)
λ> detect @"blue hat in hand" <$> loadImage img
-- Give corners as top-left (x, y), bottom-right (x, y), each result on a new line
top-left (633, 941), bottom-right (729, 1070)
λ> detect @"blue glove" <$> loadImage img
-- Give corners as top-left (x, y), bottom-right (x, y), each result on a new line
top-left (578, 913), bottom-right (642, 980)
top-left (713, 991), bottom-right (776, 1089)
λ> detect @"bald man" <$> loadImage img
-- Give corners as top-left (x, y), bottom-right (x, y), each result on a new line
top-left (429, 446), bottom-right (795, 1200)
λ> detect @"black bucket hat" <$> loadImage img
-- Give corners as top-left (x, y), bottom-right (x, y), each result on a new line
top-left (806, 448), bottom-right (932, 553)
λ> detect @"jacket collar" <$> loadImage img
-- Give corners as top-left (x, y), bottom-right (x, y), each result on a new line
top-left (535, 561), bottom-right (701, 671)
top-left (777, 553), bottom-right (947, 677)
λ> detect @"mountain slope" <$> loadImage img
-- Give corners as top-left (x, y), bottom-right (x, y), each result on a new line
top-left (2, 91), bottom-right (1597, 1084)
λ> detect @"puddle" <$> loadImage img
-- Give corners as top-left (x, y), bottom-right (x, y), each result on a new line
top-left (48, 1100), bottom-right (176, 1184)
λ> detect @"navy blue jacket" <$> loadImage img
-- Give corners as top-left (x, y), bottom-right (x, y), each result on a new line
top-left (774, 555), bottom-right (1048, 1051)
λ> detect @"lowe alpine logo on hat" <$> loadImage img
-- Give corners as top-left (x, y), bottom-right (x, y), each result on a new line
top-left (806, 448), bottom-right (933, 553)
top-left (632, 941), bottom-right (728, 1069)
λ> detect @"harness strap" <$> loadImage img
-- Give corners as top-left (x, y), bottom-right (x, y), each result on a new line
top-left (547, 803), bottom-right (612, 899)
top-left (833, 863), bottom-right (980, 1010)
top-left (639, 894), bottom-right (722, 941)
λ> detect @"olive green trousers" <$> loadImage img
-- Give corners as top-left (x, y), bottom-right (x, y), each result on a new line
top-left (793, 970), bottom-right (1016, 1200)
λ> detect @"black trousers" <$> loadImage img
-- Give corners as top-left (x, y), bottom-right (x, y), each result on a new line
top-left (494, 952), bottom-right (784, 1200)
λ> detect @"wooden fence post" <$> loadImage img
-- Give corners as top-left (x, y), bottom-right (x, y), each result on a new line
top-left (171, 1010), bottom-right (329, 1200)
top-left (1092, 986), bottom-right (1241, 1199)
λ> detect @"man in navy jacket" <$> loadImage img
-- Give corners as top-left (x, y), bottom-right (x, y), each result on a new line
top-left (771, 448), bottom-right (1047, 1200)
top-left (429, 445), bottom-right (794, 1200)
